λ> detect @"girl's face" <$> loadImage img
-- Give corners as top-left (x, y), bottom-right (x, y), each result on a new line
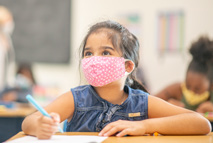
top-left (83, 32), bottom-right (122, 58)
top-left (82, 31), bottom-right (135, 87)
top-left (185, 71), bottom-right (210, 94)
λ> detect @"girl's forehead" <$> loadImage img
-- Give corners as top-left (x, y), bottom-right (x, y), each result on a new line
top-left (88, 29), bottom-right (114, 40)
top-left (86, 32), bottom-right (113, 46)
top-left (85, 31), bottom-right (122, 54)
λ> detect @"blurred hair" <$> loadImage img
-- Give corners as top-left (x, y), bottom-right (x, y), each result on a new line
top-left (188, 36), bottom-right (213, 84)
top-left (16, 63), bottom-right (36, 84)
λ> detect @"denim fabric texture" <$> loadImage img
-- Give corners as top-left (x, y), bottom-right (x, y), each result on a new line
top-left (66, 85), bottom-right (149, 132)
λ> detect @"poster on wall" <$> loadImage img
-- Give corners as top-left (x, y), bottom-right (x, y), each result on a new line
top-left (156, 11), bottom-right (185, 56)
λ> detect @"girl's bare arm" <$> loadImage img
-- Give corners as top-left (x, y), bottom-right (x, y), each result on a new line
top-left (22, 91), bottom-right (74, 138)
top-left (146, 95), bottom-right (211, 135)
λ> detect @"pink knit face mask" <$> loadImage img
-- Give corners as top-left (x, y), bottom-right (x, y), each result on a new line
top-left (82, 56), bottom-right (130, 87)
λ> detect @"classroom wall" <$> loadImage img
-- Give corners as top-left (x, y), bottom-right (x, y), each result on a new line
top-left (33, 0), bottom-right (213, 94)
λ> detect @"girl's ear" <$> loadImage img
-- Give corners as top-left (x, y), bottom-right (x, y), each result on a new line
top-left (125, 60), bottom-right (135, 73)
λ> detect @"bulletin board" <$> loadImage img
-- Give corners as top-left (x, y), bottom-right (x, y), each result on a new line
top-left (0, 0), bottom-right (71, 64)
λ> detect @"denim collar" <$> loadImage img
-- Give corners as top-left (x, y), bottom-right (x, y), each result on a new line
top-left (88, 85), bottom-right (131, 107)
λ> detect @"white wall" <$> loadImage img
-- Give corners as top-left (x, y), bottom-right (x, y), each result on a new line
top-left (33, 0), bottom-right (213, 94)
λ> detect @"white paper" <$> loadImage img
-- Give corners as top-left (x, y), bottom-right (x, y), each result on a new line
top-left (6, 135), bottom-right (107, 143)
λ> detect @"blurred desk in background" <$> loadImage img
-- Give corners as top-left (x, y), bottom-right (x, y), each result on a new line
top-left (0, 85), bottom-right (61, 142)
top-left (0, 103), bottom-right (35, 142)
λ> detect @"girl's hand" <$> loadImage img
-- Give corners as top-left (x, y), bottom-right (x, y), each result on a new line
top-left (98, 120), bottom-right (146, 137)
top-left (196, 101), bottom-right (213, 113)
top-left (168, 99), bottom-right (185, 108)
top-left (36, 112), bottom-right (60, 139)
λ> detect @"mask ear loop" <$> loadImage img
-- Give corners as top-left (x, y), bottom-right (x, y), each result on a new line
top-left (124, 59), bottom-right (135, 76)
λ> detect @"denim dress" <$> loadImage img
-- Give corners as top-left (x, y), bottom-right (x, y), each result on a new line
top-left (66, 85), bottom-right (149, 132)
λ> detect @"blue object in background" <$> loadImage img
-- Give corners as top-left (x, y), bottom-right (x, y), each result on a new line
top-left (0, 101), bottom-right (15, 108)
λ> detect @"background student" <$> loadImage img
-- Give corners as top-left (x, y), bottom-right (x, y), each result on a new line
top-left (155, 36), bottom-right (213, 113)
top-left (0, 63), bottom-right (36, 103)
top-left (0, 6), bottom-right (16, 92)
top-left (22, 20), bottom-right (211, 139)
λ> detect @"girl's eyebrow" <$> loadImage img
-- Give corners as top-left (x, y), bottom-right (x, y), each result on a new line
top-left (84, 47), bottom-right (91, 51)
top-left (84, 46), bottom-right (115, 51)
top-left (100, 46), bottom-right (115, 51)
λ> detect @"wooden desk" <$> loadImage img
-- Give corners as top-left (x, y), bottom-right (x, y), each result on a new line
top-left (0, 104), bottom-right (35, 142)
top-left (7, 132), bottom-right (213, 143)
top-left (0, 106), bottom-right (35, 117)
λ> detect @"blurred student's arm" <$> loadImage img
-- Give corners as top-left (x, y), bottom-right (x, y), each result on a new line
top-left (196, 101), bottom-right (213, 113)
top-left (154, 82), bottom-right (182, 100)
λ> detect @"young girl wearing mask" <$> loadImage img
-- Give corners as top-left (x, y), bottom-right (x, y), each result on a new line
top-left (155, 36), bottom-right (213, 113)
top-left (22, 21), bottom-right (211, 139)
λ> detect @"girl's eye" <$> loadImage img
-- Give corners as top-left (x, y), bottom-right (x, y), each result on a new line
top-left (84, 52), bottom-right (93, 57)
top-left (102, 51), bottom-right (111, 56)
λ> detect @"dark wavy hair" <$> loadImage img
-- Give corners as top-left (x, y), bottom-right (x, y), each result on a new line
top-left (79, 20), bottom-right (148, 92)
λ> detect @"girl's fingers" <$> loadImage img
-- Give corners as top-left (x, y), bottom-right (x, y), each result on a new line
top-left (99, 120), bottom-right (145, 137)
top-left (38, 112), bottom-right (60, 125)
top-left (39, 116), bottom-right (54, 124)
top-left (50, 112), bottom-right (60, 123)
top-left (41, 124), bottom-right (58, 133)
top-left (103, 126), bottom-right (124, 137)
top-left (37, 133), bottom-right (53, 140)
top-left (99, 120), bottom-right (124, 136)
top-left (99, 120), bottom-right (128, 136)
top-left (38, 125), bottom-right (58, 139)
top-left (99, 122), bottom-right (116, 136)
top-left (116, 128), bottom-right (131, 137)
top-left (37, 127), bottom-right (55, 139)
top-left (36, 112), bottom-right (61, 139)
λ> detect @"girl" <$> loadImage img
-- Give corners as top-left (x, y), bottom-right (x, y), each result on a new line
top-left (22, 21), bottom-right (211, 139)
top-left (155, 36), bottom-right (213, 113)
